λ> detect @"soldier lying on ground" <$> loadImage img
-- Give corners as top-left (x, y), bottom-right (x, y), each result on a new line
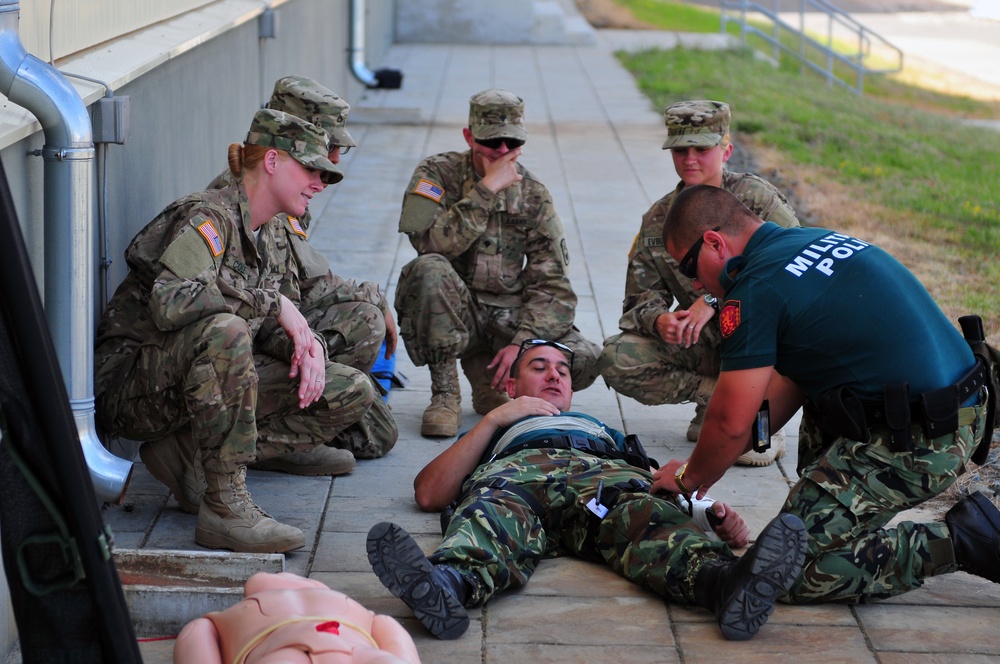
top-left (367, 339), bottom-right (808, 642)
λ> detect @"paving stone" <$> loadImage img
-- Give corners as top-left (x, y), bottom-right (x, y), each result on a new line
top-left (856, 604), bottom-right (1000, 654)
top-left (485, 594), bottom-right (672, 646)
top-left (676, 623), bottom-right (876, 663)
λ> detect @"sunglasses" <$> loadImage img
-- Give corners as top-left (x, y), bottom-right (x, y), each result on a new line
top-left (678, 226), bottom-right (720, 280)
top-left (332, 145), bottom-right (352, 155)
top-left (475, 137), bottom-right (525, 151)
top-left (516, 339), bottom-right (575, 369)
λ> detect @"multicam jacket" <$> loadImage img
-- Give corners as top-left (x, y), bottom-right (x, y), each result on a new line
top-left (398, 150), bottom-right (576, 345)
top-left (208, 170), bottom-right (389, 318)
top-left (94, 183), bottom-right (290, 395)
top-left (620, 170), bottom-right (799, 338)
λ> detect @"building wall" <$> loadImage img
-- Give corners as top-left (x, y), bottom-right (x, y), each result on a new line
top-left (0, 0), bottom-right (395, 658)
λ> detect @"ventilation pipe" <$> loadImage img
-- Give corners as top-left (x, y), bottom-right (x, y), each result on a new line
top-left (0, 0), bottom-right (131, 504)
top-left (349, 0), bottom-right (403, 89)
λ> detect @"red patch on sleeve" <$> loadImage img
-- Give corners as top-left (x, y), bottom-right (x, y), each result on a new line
top-left (719, 300), bottom-right (741, 338)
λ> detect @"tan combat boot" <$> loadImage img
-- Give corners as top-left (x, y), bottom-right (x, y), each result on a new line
top-left (251, 444), bottom-right (355, 476)
top-left (736, 427), bottom-right (787, 467)
top-left (686, 376), bottom-right (718, 442)
top-left (139, 431), bottom-right (206, 514)
top-left (461, 353), bottom-right (510, 415)
top-left (421, 361), bottom-right (461, 438)
top-left (195, 467), bottom-right (305, 554)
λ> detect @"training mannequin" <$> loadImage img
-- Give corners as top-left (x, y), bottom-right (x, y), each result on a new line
top-left (174, 572), bottom-right (420, 663)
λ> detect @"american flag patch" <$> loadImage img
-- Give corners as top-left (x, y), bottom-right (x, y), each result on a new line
top-left (288, 216), bottom-right (308, 238)
top-left (197, 219), bottom-right (224, 257)
top-left (413, 179), bottom-right (444, 202)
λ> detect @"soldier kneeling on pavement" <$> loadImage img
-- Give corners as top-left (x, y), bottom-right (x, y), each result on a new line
top-left (95, 109), bottom-right (359, 554)
top-left (394, 88), bottom-right (601, 439)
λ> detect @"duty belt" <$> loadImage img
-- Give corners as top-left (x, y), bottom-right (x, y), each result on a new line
top-left (861, 359), bottom-right (986, 436)
top-left (491, 433), bottom-right (657, 470)
top-left (814, 358), bottom-right (987, 454)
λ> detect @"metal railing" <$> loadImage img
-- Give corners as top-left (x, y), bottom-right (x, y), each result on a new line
top-left (720, 0), bottom-right (903, 94)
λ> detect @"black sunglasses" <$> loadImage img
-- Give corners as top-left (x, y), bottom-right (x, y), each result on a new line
top-left (678, 226), bottom-right (721, 280)
top-left (475, 137), bottom-right (525, 151)
top-left (516, 339), bottom-right (575, 370)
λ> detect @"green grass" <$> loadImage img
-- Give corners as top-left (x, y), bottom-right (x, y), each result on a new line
top-left (614, 0), bottom-right (726, 32)
top-left (618, 46), bottom-right (1000, 325)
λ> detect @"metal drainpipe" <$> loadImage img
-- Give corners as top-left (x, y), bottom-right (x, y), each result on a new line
top-left (0, 0), bottom-right (131, 504)
top-left (349, 0), bottom-right (402, 89)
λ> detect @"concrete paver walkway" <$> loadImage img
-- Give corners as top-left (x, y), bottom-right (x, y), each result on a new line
top-left (100, 25), bottom-right (1000, 664)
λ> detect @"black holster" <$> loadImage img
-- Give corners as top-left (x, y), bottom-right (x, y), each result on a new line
top-left (959, 315), bottom-right (998, 465)
top-left (813, 385), bottom-right (870, 444)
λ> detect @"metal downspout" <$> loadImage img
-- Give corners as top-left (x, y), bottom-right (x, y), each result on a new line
top-left (349, 0), bottom-right (402, 89)
top-left (0, 0), bottom-right (131, 504)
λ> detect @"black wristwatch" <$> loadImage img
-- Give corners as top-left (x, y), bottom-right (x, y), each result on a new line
top-left (703, 293), bottom-right (719, 311)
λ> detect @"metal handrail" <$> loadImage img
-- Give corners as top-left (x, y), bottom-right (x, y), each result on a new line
top-left (720, 0), bottom-right (903, 94)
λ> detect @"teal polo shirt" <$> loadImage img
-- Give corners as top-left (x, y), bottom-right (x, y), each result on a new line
top-left (719, 223), bottom-right (975, 400)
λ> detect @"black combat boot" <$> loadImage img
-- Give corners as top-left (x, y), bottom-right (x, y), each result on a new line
top-left (694, 513), bottom-right (807, 641)
top-left (367, 521), bottom-right (471, 640)
top-left (945, 491), bottom-right (1000, 583)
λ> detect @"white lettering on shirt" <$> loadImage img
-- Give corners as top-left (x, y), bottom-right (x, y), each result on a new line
top-left (784, 233), bottom-right (870, 277)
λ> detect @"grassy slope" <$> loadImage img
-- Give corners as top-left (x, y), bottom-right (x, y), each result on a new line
top-left (611, 0), bottom-right (1000, 340)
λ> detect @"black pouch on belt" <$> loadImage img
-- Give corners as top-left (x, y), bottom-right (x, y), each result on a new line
top-left (815, 385), bottom-right (870, 443)
top-left (883, 382), bottom-right (913, 453)
top-left (920, 385), bottom-right (959, 440)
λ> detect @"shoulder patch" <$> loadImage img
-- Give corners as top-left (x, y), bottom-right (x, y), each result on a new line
top-left (643, 236), bottom-right (663, 248)
top-left (195, 217), bottom-right (224, 257)
top-left (413, 178), bottom-right (445, 203)
top-left (287, 216), bottom-right (308, 238)
top-left (719, 300), bottom-right (741, 338)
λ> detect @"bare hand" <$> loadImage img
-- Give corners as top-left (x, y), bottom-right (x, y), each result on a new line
top-left (655, 300), bottom-right (714, 348)
top-left (383, 309), bottom-right (398, 359)
top-left (485, 396), bottom-right (560, 429)
top-left (487, 344), bottom-right (521, 391)
top-left (480, 147), bottom-right (523, 193)
top-left (276, 294), bottom-right (314, 368)
top-left (709, 501), bottom-right (750, 549)
top-left (294, 336), bottom-right (326, 409)
top-left (651, 458), bottom-right (712, 499)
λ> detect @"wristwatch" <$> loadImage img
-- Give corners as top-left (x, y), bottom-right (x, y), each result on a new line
top-left (675, 463), bottom-right (693, 495)
top-left (703, 293), bottom-right (719, 311)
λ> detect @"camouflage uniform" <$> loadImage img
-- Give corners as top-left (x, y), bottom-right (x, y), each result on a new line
top-left (429, 423), bottom-right (733, 607)
top-left (95, 110), bottom-right (369, 477)
top-left (394, 91), bottom-right (599, 390)
top-left (206, 76), bottom-right (396, 459)
top-left (782, 403), bottom-right (986, 603)
top-left (599, 173), bottom-right (799, 404)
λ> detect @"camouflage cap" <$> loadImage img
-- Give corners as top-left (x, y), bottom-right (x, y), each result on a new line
top-left (245, 108), bottom-right (344, 185)
top-left (661, 100), bottom-right (731, 150)
top-left (266, 75), bottom-right (356, 150)
top-left (468, 88), bottom-right (528, 141)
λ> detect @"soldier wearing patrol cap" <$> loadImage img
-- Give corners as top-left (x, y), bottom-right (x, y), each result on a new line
top-left (209, 76), bottom-right (399, 476)
top-left (95, 109), bottom-right (352, 554)
top-left (393, 88), bottom-right (601, 438)
top-left (598, 100), bottom-right (799, 465)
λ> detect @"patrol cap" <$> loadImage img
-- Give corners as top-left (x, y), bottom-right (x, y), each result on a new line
top-left (468, 88), bottom-right (528, 141)
top-left (245, 108), bottom-right (343, 185)
top-left (266, 75), bottom-right (356, 150)
top-left (661, 100), bottom-right (731, 150)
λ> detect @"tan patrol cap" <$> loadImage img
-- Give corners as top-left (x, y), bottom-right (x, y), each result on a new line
top-left (245, 109), bottom-right (343, 185)
top-left (266, 76), bottom-right (357, 150)
top-left (468, 89), bottom-right (528, 141)
top-left (661, 100), bottom-right (731, 149)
